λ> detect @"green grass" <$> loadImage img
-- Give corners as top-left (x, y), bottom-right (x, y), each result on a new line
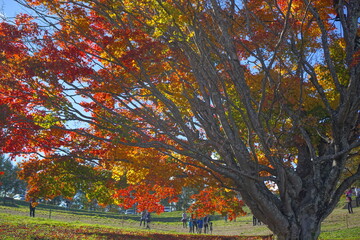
top-left (318, 207), bottom-right (360, 239)
top-left (319, 227), bottom-right (360, 240)
top-left (0, 212), bottom-right (271, 240)
top-left (1, 200), bottom-right (360, 239)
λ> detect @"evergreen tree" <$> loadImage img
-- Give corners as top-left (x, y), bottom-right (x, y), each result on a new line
top-left (0, 155), bottom-right (26, 202)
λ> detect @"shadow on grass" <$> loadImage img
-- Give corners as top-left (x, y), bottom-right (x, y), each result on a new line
top-left (76, 230), bottom-right (274, 240)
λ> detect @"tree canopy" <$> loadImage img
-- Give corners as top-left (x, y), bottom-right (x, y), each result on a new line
top-left (0, 0), bottom-right (359, 239)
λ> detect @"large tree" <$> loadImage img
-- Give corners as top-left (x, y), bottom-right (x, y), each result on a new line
top-left (0, 0), bottom-right (359, 239)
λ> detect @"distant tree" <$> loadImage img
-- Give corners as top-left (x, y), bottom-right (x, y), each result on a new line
top-left (70, 191), bottom-right (101, 211)
top-left (45, 196), bottom-right (65, 206)
top-left (0, 155), bottom-right (26, 201)
top-left (176, 187), bottom-right (199, 211)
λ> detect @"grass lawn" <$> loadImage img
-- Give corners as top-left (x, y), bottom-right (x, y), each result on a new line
top-left (0, 199), bottom-right (359, 239)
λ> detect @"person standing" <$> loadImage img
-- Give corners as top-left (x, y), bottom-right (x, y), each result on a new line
top-left (346, 189), bottom-right (354, 214)
top-left (29, 199), bottom-right (37, 217)
top-left (192, 215), bottom-right (198, 233)
top-left (188, 216), bottom-right (193, 233)
top-left (203, 215), bottom-right (210, 233)
top-left (189, 213), bottom-right (197, 233)
top-left (355, 186), bottom-right (360, 207)
top-left (197, 218), bottom-right (204, 234)
top-left (181, 212), bottom-right (187, 228)
top-left (140, 210), bottom-right (147, 227)
top-left (145, 211), bottom-right (151, 229)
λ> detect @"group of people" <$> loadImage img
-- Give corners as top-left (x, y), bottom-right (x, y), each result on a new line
top-left (139, 210), bottom-right (151, 229)
top-left (345, 186), bottom-right (360, 214)
top-left (252, 216), bottom-right (262, 226)
top-left (181, 213), bottom-right (213, 234)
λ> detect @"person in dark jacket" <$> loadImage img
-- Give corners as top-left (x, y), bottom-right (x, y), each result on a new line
top-left (29, 199), bottom-right (37, 217)
top-left (145, 211), bottom-right (151, 229)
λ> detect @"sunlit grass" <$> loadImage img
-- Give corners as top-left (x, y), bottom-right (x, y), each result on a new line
top-left (1, 200), bottom-right (359, 239)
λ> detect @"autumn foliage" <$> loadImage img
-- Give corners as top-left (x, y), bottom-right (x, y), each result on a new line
top-left (1, 0), bottom-right (359, 238)
top-left (188, 187), bottom-right (246, 220)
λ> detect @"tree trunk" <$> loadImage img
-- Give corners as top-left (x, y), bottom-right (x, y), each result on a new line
top-left (248, 202), bottom-right (322, 240)
top-left (275, 217), bottom-right (321, 240)
top-left (236, 169), bottom-right (325, 240)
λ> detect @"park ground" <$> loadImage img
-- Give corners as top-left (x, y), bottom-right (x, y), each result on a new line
top-left (0, 199), bottom-right (360, 239)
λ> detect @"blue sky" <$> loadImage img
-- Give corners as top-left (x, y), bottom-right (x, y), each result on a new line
top-left (1, 0), bottom-right (28, 19)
